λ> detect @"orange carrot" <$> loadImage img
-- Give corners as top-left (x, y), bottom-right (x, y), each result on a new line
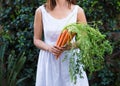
top-left (56, 33), bottom-right (62, 45)
top-left (57, 30), bottom-right (67, 47)
top-left (61, 32), bottom-right (75, 47)
top-left (60, 31), bottom-right (69, 47)
top-left (55, 29), bottom-right (76, 59)
top-left (56, 31), bottom-right (70, 59)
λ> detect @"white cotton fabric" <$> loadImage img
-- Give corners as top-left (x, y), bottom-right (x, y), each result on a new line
top-left (35, 5), bottom-right (89, 86)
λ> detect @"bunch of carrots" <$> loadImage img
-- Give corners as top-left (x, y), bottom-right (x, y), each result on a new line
top-left (56, 29), bottom-right (76, 59)
top-left (55, 23), bottom-right (113, 82)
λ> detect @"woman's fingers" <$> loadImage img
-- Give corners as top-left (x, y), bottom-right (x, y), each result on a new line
top-left (48, 45), bottom-right (62, 56)
top-left (47, 44), bottom-right (73, 57)
top-left (51, 46), bottom-right (62, 53)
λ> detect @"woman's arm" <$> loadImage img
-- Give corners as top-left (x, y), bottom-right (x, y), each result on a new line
top-left (33, 8), bottom-right (62, 56)
top-left (33, 8), bottom-right (49, 51)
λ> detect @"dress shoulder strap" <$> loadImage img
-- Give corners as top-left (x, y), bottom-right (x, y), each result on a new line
top-left (72, 5), bottom-right (79, 16)
top-left (38, 5), bottom-right (46, 14)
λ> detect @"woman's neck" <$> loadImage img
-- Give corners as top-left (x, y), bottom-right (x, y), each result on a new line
top-left (56, 0), bottom-right (68, 7)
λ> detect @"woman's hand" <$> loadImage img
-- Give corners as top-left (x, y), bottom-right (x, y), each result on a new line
top-left (47, 45), bottom-right (63, 57)
top-left (46, 42), bottom-right (78, 59)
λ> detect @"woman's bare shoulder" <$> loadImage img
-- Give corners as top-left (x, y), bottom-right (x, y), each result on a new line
top-left (76, 5), bottom-right (87, 23)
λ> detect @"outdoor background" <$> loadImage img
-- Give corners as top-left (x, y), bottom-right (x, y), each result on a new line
top-left (0, 0), bottom-right (120, 86)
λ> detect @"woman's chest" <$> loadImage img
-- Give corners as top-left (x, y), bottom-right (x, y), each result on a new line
top-left (47, 7), bottom-right (73, 20)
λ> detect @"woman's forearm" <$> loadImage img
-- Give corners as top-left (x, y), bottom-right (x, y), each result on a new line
top-left (34, 39), bottom-right (49, 51)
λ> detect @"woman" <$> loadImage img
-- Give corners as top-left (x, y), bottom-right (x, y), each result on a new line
top-left (34, 0), bottom-right (89, 86)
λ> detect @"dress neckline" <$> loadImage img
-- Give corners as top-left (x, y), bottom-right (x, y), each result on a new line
top-left (42, 5), bottom-right (77, 21)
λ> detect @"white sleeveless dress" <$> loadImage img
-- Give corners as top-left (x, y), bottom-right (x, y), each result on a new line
top-left (35, 5), bottom-right (89, 86)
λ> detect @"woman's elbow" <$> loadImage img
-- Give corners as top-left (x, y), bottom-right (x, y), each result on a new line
top-left (33, 38), bottom-right (37, 47)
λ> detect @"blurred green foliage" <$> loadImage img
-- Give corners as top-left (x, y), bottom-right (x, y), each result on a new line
top-left (0, 44), bottom-right (26, 86)
top-left (0, 0), bottom-right (120, 86)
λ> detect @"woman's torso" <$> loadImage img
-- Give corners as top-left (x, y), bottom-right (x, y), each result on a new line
top-left (39, 4), bottom-right (79, 45)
